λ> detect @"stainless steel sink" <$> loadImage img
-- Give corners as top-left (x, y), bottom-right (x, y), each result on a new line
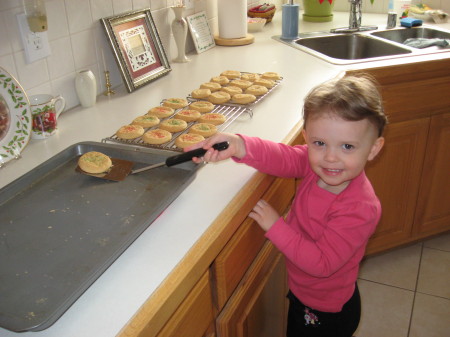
top-left (295, 34), bottom-right (411, 61)
top-left (273, 25), bottom-right (450, 65)
top-left (371, 27), bottom-right (450, 46)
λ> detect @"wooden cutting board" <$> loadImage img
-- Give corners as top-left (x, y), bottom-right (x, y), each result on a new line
top-left (214, 34), bottom-right (254, 46)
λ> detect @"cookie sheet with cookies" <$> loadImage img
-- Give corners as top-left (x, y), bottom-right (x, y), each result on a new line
top-left (187, 70), bottom-right (282, 107)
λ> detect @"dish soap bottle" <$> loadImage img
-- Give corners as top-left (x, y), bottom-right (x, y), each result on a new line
top-left (281, 0), bottom-right (299, 40)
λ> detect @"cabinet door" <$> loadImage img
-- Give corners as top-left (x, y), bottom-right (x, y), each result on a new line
top-left (211, 178), bottom-right (294, 311)
top-left (216, 242), bottom-right (287, 337)
top-left (157, 270), bottom-right (214, 337)
top-left (413, 113), bottom-right (450, 237)
top-left (365, 118), bottom-right (429, 255)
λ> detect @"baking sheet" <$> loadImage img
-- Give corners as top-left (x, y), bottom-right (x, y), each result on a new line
top-left (0, 142), bottom-right (200, 332)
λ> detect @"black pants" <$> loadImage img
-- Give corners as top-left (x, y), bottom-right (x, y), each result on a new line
top-left (286, 284), bottom-right (361, 337)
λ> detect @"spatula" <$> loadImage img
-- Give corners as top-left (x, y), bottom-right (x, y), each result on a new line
top-left (76, 141), bottom-right (229, 182)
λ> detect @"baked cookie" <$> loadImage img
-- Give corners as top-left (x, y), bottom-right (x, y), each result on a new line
top-left (200, 82), bottom-right (222, 92)
top-left (230, 79), bottom-right (253, 89)
top-left (221, 70), bottom-right (241, 79)
top-left (189, 101), bottom-right (215, 113)
top-left (221, 86), bottom-right (242, 96)
top-left (159, 118), bottom-right (188, 133)
top-left (163, 98), bottom-right (189, 109)
top-left (189, 123), bottom-right (217, 138)
top-left (132, 114), bottom-right (160, 128)
top-left (210, 75), bottom-right (230, 85)
top-left (254, 78), bottom-right (275, 88)
top-left (175, 133), bottom-right (205, 149)
top-left (148, 106), bottom-right (175, 118)
top-left (232, 93), bottom-right (257, 105)
top-left (175, 109), bottom-right (202, 122)
top-left (78, 151), bottom-right (112, 174)
top-left (208, 91), bottom-right (231, 104)
top-left (241, 73), bottom-right (260, 82)
top-left (142, 129), bottom-right (172, 144)
top-left (116, 124), bottom-right (145, 139)
top-left (261, 72), bottom-right (281, 81)
top-left (191, 88), bottom-right (211, 99)
top-left (198, 113), bottom-right (226, 125)
top-left (245, 85), bottom-right (269, 96)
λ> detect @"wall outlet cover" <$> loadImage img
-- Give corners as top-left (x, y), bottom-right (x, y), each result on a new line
top-left (16, 13), bottom-right (51, 64)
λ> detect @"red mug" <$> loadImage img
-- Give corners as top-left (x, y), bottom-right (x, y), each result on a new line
top-left (29, 94), bottom-right (65, 139)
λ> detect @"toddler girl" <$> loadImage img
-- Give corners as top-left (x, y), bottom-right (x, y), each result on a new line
top-left (188, 74), bottom-right (387, 337)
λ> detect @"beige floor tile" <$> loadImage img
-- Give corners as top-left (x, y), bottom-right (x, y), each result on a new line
top-left (409, 293), bottom-right (450, 337)
top-left (423, 231), bottom-right (450, 252)
top-left (417, 247), bottom-right (450, 299)
top-left (358, 243), bottom-right (422, 290)
top-left (354, 280), bottom-right (414, 337)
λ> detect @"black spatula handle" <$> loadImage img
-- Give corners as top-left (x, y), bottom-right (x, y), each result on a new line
top-left (166, 141), bottom-right (229, 167)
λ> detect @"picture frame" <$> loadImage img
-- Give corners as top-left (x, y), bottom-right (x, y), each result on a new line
top-left (101, 9), bottom-right (171, 93)
top-left (187, 11), bottom-right (215, 54)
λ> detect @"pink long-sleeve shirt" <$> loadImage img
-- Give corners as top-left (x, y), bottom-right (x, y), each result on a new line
top-left (235, 135), bottom-right (381, 312)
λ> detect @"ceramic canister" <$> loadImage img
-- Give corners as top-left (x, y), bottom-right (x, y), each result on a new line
top-left (75, 69), bottom-right (97, 108)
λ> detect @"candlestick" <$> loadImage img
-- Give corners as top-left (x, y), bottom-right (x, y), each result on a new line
top-left (103, 70), bottom-right (115, 96)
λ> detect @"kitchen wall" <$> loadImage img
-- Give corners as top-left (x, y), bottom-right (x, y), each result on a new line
top-left (0, 0), bottom-right (265, 110)
top-left (1, 0), bottom-right (449, 111)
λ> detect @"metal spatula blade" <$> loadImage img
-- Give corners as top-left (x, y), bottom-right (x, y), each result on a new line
top-left (76, 157), bottom-right (134, 182)
top-left (76, 141), bottom-right (229, 182)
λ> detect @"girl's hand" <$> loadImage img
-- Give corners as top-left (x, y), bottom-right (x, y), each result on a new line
top-left (184, 132), bottom-right (246, 164)
top-left (248, 199), bottom-right (280, 232)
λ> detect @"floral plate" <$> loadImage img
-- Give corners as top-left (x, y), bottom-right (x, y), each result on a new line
top-left (0, 67), bottom-right (31, 166)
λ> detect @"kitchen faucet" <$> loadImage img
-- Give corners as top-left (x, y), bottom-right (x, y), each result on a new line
top-left (330, 0), bottom-right (378, 33)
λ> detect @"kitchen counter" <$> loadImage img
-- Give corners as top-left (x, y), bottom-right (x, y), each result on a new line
top-left (1, 11), bottom-right (449, 336)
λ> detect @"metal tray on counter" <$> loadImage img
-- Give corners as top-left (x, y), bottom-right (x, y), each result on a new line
top-left (0, 141), bottom-right (200, 332)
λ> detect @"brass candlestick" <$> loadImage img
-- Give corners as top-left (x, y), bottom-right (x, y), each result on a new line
top-left (103, 70), bottom-right (115, 96)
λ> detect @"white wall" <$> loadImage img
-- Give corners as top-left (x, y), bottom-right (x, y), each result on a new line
top-left (1, 0), bottom-right (449, 110)
top-left (0, 0), bottom-right (263, 110)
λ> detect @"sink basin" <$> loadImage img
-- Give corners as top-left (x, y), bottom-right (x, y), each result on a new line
top-left (273, 25), bottom-right (450, 65)
top-left (295, 34), bottom-right (411, 61)
top-left (371, 27), bottom-right (450, 46)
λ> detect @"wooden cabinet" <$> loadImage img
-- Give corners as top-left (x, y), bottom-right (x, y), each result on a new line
top-left (413, 113), bottom-right (450, 237)
top-left (211, 177), bottom-right (294, 311)
top-left (348, 59), bottom-right (450, 255)
top-left (157, 270), bottom-right (214, 337)
top-left (365, 118), bottom-right (429, 253)
top-left (216, 241), bottom-right (287, 337)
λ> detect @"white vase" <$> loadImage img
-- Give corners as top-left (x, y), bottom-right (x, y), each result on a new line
top-left (171, 6), bottom-right (190, 63)
top-left (75, 69), bottom-right (97, 108)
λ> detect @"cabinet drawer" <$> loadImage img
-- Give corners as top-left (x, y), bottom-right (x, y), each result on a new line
top-left (157, 270), bottom-right (214, 337)
top-left (211, 177), bottom-right (295, 310)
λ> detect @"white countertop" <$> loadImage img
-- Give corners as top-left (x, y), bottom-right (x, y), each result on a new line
top-left (1, 11), bottom-right (449, 336)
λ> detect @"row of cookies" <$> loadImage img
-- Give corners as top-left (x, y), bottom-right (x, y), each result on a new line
top-left (114, 98), bottom-right (227, 148)
top-left (190, 70), bottom-right (282, 105)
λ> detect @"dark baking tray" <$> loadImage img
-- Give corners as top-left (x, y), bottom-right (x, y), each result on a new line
top-left (0, 141), bottom-right (200, 332)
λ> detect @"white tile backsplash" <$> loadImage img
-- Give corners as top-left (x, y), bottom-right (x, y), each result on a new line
top-left (47, 36), bottom-right (76, 79)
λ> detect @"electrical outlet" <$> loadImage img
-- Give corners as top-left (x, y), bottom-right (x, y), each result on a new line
top-left (16, 13), bottom-right (51, 64)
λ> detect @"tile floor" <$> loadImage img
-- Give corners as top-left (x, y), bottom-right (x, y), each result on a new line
top-left (354, 231), bottom-right (450, 337)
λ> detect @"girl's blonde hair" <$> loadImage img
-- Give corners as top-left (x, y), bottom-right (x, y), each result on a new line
top-left (303, 74), bottom-right (387, 137)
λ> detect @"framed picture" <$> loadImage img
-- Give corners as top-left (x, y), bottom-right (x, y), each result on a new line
top-left (101, 9), bottom-right (171, 93)
top-left (187, 11), bottom-right (215, 54)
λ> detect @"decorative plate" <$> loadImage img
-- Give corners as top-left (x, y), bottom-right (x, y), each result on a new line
top-left (0, 67), bottom-right (31, 166)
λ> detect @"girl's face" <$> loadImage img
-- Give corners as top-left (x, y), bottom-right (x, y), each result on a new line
top-left (303, 113), bottom-right (384, 194)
